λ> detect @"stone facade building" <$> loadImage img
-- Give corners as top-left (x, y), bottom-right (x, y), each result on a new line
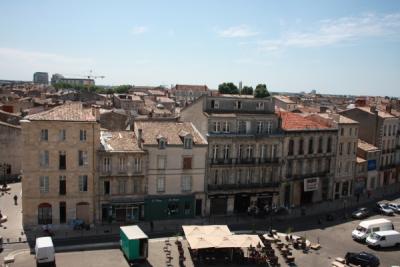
top-left (181, 95), bottom-right (283, 215)
top-left (21, 103), bottom-right (100, 226)
top-left (97, 131), bottom-right (147, 223)
top-left (357, 140), bottom-right (380, 191)
top-left (279, 112), bottom-right (337, 207)
top-left (340, 107), bottom-right (399, 187)
top-left (133, 121), bottom-right (208, 220)
top-left (0, 121), bottom-right (22, 176)
top-left (171, 84), bottom-right (209, 107)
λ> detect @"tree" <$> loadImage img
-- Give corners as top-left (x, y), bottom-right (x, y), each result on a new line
top-left (254, 84), bottom-right (270, 98)
top-left (218, 82), bottom-right (239, 94)
top-left (241, 86), bottom-right (253, 95)
top-left (114, 85), bottom-right (131, 94)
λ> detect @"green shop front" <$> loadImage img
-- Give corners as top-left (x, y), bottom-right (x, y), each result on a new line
top-left (144, 195), bottom-right (195, 221)
top-left (101, 198), bottom-right (144, 223)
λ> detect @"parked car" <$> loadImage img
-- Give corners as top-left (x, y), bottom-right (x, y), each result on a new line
top-left (388, 203), bottom-right (400, 214)
top-left (376, 203), bottom-right (394, 216)
top-left (345, 252), bottom-right (380, 267)
top-left (352, 208), bottom-right (370, 219)
top-left (366, 230), bottom-right (400, 248)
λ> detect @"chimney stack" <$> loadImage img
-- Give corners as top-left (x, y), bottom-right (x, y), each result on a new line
top-left (91, 105), bottom-right (100, 121)
top-left (137, 128), bottom-right (143, 149)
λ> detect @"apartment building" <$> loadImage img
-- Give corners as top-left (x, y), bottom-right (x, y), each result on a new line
top-left (171, 84), bottom-right (209, 107)
top-left (33, 72), bottom-right (49, 85)
top-left (0, 121), bottom-right (22, 177)
top-left (181, 95), bottom-right (283, 215)
top-left (307, 114), bottom-right (359, 199)
top-left (279, 112), bottom-right (337, 207)
top-left (134, 121), bottom-right (208, 220)
top-left (357, 140), bottom-right (380, 191)
top-left (340, 107), bottom-right (399, 187)
top-left (21, 103), bottom-right (100, 226)
top-left (97, 131), bottom-right (147, 223)
top-left (113, 94), bottom-right (144, 113)
top-left (274, 95), bottom-right (297, 112)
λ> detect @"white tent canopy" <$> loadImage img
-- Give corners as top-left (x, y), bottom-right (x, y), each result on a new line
top-left (182, 225), bottom-right (232, 237)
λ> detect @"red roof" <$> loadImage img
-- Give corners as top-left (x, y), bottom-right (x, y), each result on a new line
top-left (279, 112), bottom-right (331, 131)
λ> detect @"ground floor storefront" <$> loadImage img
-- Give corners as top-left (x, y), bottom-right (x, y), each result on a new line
top-left (144, 194), bottom-right (200, 221)
top-left (100, 199), bottom-right (145, 223)
top-left (207, 191), bottom-right (279, 216)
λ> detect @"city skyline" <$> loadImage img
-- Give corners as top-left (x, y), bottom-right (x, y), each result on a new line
top-left (1, 0), bottom-right (400, 96)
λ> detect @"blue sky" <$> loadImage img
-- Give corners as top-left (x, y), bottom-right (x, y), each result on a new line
top-left (0, 1), bottom-right (400, 96)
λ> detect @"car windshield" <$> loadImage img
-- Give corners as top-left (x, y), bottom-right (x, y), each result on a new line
top-left (370, 233), bottom-right (381, 240)
top-left (381, 204), bottom-right (389, 208)
top-left (356, 226), bottom-right (367, 232)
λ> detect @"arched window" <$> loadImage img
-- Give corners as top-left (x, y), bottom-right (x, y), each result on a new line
top-left (38, 203), bottom-right (52, 225)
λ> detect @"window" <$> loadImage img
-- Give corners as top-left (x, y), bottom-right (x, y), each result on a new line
top-left (118, 179), bottom-right (126, 194)
top-left (223, 145), bottom-right (230, 160)
top-left (157, 156), bottom-right (166, 169)
top-left (40, 151), bottom-right (49, 167)
top-left (256, 102), bottom-right (264, 110)
top-left (184, 137), bottom-right (193, 149)
top-left (308, 138), bottom-right (314, 154)
top-left (340, 128), bottom-right (344, 136)
top-left (39, 176), bottom-right (49, 193)
top-left (298, 139), bottom-right (304, 155)
top-left (235, 101), bottom-right (242, 109)
top-left (288, 140), bottom-right (294, 156)
top-left (272, 144), bottom-right (278, 159)
top-left (327, 137), bottom-right (332, 153)
top-left (104, 181), bottom-right (110, 195)
top-left (266, 121), bottom-right (272, 134)
top-left (40, 129), bottom-right (48, 141)
top-left (246, 145), bottom-right (253, 159)
top-left (213, 121), bottom-right (221, 132)
top-left (158, 138), bottom-right (166, 149)
top-left (211, 100), bottom-right (219, 109)
top-left (212, 145), bottom-right (218, 159)
top-left (353, 142), bottom-right (357, 155)
top-left (384, 125), bottom-right (387, 136)
top-left (181, 175), bottom-right (192, 192)
top-left (347, 142), bottom-right (351, 155)
top-left (59, 151), bottom-right (66, 170)
top-left (184, 201), bottom-right (191, 215)
top-left (388, 125), bottom-right (392, 136)
top-left (59, 175), bottom-right (66, 195)
top-left (256, 121), bottom-right (263, 134)
top-left (79, 175), bottom-right (88, 192)
top-left (318, 137), bottom-right (323, 153)
top-left (156, 176), bottom-right (165, 192)
top-left (237, 144), bottom-right (243, 159)
top-left (38, 203), bottom-right (52, 225)
top-left (119, 157), bottom-right (126, 172)
top-left (237, 120), bottom-right (246, 134)
top-left (80, 129), bottom-right (87, 141)
top-left (349, 128), bottom-right (352, 136)
top-left (78, 151), bottom-right (88, 166)
top-left (355, 128), bottom-right (358, 136)
top-left (133, 179), bottom-right (142, 193)
top-left (222, 121), bottom-right (230, 133)
top-left (183, 157), bottom-right (192, 169)
top-left (134, 158), bottom-right (141, 173)
top-left (260, 144), bottom-right (266, 159)
top-left (59, 129), bottom-right (66, 141)
top-left (103, 157), bottom-right (111, 172)
top-left (339, 143), bottom-right (343, 156)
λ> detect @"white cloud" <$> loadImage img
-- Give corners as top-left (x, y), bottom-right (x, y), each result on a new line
top-left (131, 26), bottom-right (148, 35)
top-left (219, 25), bottom-right (259, 38)
top-left (259, 13), bottom-right (400, 51)
top-left (0, 47), bottom-right (93, 80)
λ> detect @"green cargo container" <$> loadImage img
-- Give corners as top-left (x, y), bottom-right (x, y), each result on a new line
top-left (120, 225), bottom-right (148, 262)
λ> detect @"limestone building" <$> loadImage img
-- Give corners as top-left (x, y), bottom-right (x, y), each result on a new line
top-left (21, 103), bottom-right (100, 226)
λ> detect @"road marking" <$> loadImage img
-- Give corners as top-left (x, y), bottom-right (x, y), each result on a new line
top-left (7, 248), bottom-right (30, 258)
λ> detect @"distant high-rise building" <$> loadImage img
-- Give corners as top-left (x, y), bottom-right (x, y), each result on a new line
top-left (51, 73), bottom-right (95, 86)
top-left (33, 72), bottom-right (49, 85)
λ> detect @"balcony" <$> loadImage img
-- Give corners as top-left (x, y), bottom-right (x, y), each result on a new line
top-left (210, 158), bottom-right (233, 165)
top-left (208, 182), bottom-right (280, 191)
top-left (286, 171), bottom-right (330, 181)
top-left (210, 157), bottom-right (280, 166)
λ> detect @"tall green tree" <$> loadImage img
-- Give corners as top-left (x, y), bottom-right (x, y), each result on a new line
top-left (218, 82), bottom-right (239, 94)
top-left (254, 84), bottom-right (270, 98)
top-left (241, 86), bottom-right (253, 95)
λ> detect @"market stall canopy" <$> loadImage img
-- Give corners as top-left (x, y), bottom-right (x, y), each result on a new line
top-left (233, 235), bottom-right (264, 248)
top-left (182, 225), bottom-right (232, 237)
top-left (186, 235), bottom-right (216, 249)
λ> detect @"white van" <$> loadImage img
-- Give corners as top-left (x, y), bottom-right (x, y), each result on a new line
top-left (35, 237), bottom-right (55, 266)
top-left (366, 230), bottom-right (400, 248)
top-left (352, 218), bottom-right (394, 241)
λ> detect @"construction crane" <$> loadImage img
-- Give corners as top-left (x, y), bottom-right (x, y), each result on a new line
top-left (85, 69), bottom-right (105, 80)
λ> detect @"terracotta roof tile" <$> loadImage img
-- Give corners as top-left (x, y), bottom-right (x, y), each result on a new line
top-left (25, 102), bottom-right (96, 121)
top-left (134, 121), bottom-right (207, 145)
top-left (279, 112), bottom-right (331, 131)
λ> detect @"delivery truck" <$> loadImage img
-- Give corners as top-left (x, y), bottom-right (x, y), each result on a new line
top-left (35, 236), bottom-right (55, 266)
top-left (120, 225), bottom-right (148, 263)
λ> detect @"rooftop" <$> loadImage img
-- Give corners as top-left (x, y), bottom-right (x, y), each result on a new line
top-left (134, 121), bottom-right (207, 145)
top-left (356, 157), bottom-right (367, 163)
top-left (318, 113), bottom-right (358, 124)
top-left (157, 96), bottom-right (175, 103)
top-left (174, 84), bottom-right (208, 92)
top-left (25, 102), bottom-right (97, 122)
top-left (100, 131), bottom-right (143, 152)
top-left (358, 139), bottom-right (379, 152)
top-left (356, 107), bottom-right (395, 119)
top-left (274, 95), bottom-right (295, 104)
top-left (280, 112), bottom-right (332, 131)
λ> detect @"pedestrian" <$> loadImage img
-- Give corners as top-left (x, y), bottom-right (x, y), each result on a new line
top-left (150, 220), bottom-right (154, 232)
top-left (13, 194), bottom-right (18, 205)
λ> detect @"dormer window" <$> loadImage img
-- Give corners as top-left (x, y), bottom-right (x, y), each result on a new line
top-left (158, 136), bottom-right (167, 149)
top-left (184, 136), bottom-right (193, 149)
top-left (256, 102), bottom-right (264, 110)
top-left (235, 101), bottom-right (242, 109)
top-left (211, 100), bottom-right (219, 109)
